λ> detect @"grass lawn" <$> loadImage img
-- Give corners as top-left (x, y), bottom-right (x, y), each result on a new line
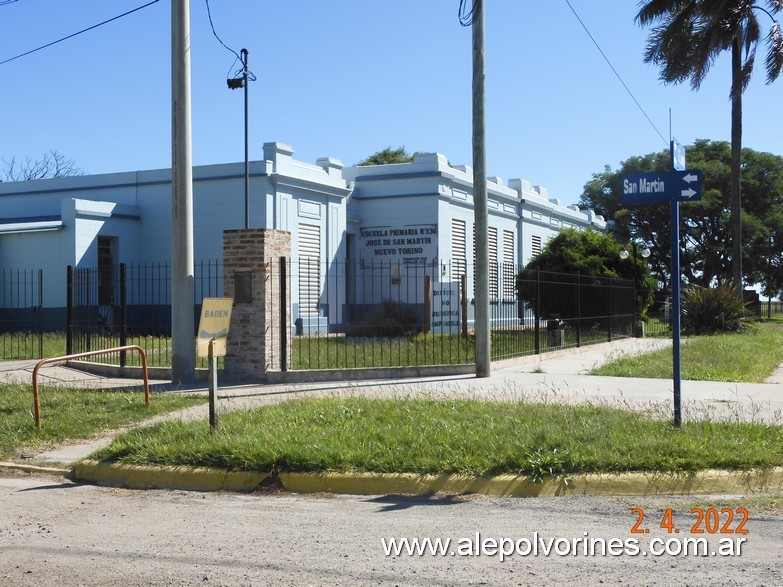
top-left (293, 333), bottom-right (474, 369)
top-left (675, 494), bottom-right (783, 516)
top-left (293, 328), bottom-right (616, 369)
top-left (4, 327), bottom-right (619, 369)
top-left (0, 384), bottom-right (205, 461)
top-left (591, 320), bottom-right (783, 382)
top-left (0, 331), bottom-right (67, 361)
top-left (91, 396), bottom-right (783, 478)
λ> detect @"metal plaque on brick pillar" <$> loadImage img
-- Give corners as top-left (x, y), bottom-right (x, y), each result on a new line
top-left (234, 270), bottom-right (252, 304)
top-left (223, 228), bottom-right (292, 380)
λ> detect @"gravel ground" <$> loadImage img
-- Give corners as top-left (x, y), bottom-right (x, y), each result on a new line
top-left (1, 472), bottom-right (781, 586)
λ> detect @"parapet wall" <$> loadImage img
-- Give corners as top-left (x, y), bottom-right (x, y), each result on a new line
top-left (344, 151), bottom-right (606, 230)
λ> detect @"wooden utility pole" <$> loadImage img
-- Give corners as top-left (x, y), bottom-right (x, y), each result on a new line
top-left (171, 0), bottom-right (195, 383)
top-left (472, 0), bottom-right (490, 377)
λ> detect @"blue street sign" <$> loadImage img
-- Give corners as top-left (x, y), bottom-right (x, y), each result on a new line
top-left (620, 170), bottom-right (702, 205)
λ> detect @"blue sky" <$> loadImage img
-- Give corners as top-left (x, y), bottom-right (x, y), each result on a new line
top-left (1, 0), bottom-right (781, 206)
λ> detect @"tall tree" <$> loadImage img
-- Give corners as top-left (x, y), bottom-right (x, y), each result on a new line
top-left (579, 140), bottom-right (783, 293)
top-left (516, 227), bottom-right (656, 323)
top-left (356, 147), bottom-right (414, 166)
top-left (580, 151), bottom-right (673, 288)
top-left (1, 150), bottom-right (83, 181)
top-left (637, 1), bottom-right (783, 290)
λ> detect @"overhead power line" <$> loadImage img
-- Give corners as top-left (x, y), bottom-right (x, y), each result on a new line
top-left (458, 0), bottom-right (479, 27)
top-left (204, 0), bottom-right (255, 82)
top-left (564, 0), bottom-right (669, 147)
top-left (0, 0), bottom-right (160, 67)
top-left (205, 0), bottom-right (241, 62)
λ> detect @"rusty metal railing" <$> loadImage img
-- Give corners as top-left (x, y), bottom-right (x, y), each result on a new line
top-left (31, 345), bottom-right (150, 430)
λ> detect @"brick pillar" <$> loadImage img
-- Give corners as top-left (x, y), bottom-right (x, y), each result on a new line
top-left (223, 229), bottom-right (291, 380)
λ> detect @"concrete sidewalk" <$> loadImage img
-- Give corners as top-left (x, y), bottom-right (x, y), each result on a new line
top-left (5, 337), bottom-right (783, 468)
top-left (0, 358), bottom-right (167, 390)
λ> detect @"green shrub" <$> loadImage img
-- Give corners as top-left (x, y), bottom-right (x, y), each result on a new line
top-left (516, 228), bottom-right (656, 320)
top-left (346, 299), bottom-right (421, 338)
top-left (681, 284), bottom-right (753, 334)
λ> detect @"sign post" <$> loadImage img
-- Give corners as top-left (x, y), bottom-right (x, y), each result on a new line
top-left (670, 199), bottom-right (682, 428)
top-left (197, 297), bottom-right (233, 431)
top-left (621, 142), bottom-right (699, 428)
top-left (208, 338), bottom-right (219, 429)
top-left (670, 139), bottom-right (685, 428)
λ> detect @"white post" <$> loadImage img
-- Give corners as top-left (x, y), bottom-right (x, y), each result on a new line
top-left (171, 0), bottom-right (195, 383)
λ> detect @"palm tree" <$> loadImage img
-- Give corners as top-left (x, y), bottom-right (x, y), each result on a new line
top-left (636, 0), bottom-right (783, 291)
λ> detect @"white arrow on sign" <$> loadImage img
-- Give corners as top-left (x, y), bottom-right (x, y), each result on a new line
top-left (682, 173), bottom-right (698, 184)
top-left (681, 188), bottom-right (697, 198)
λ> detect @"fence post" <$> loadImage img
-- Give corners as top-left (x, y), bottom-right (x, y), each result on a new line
top-left (607, 276), bottom-right (613, 342)
top-left (37, 269), bottom-right (44, 359)
top-left (85, 268), bottom-right (91, 353)
top-left (632, 277), bottom-right (638, 338)
top-left (119, 263), bottom-right (127, 367)
top-left (66, 265), bottom-right (73, 356)
top-left (534, 268), bottom-right (541, 354)
top-left (461, 273), bottom-right (468, 339)
top-left (423, 275), bottom-right (432, 334)
top-left (280, 256), bottom-right (288, 372)
top-left (576, 272), bottom-right (582, 348)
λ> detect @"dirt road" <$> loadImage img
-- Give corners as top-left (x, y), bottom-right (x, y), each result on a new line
top-left (1, 473), bottom-right (781, 586)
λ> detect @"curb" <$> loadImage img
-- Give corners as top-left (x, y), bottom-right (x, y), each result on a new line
top-left (73, 461), bottom-right (269, 492)
top-left (71, 461), bottom-right (783, 497)
top-left (0, 461), bottom-right (71, 477)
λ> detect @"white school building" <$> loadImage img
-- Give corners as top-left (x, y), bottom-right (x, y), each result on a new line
top-left (0, 142), bottom-right (606, 332)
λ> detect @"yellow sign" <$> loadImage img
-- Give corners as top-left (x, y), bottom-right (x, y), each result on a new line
top-left (197, 297), bottom-right (233, 358)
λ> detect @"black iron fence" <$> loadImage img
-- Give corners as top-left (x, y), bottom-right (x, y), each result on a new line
top-left (762, 299), bottom-right (783, 319)
top-left (268, 259), bottom-right (645, 369)
top-left (0, 268), bottom-right (44, 359)
top-left (0, 258), bottom-right (672, 371)
top-left (498, 268), bottom-right (637, 360)
top-left (279, 258), bottom-right (474, 369)
top-left (67, 261), bottom-right (222, 368)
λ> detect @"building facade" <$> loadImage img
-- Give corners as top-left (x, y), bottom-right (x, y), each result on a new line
top-left (0, 142), bottom-right (605, 332)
